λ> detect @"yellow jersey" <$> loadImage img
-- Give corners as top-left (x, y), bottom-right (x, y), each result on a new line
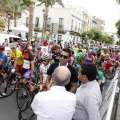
top-left (10, 49), bottom-right (23, 65)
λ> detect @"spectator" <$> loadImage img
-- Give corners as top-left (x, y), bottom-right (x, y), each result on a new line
top-left (2, 39), bottom-right (8, 47)
top-left (45, 48), bottom-right (78, 93)
top-left (73, 62), bottom-right (102, 120)
top-left (31, 66), bottom-right (76, 120)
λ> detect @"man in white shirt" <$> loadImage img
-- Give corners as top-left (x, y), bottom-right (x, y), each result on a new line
top-left (31, 66), bottom-right (76, 120)
top-left (73, 62), bottom-right (102, 120)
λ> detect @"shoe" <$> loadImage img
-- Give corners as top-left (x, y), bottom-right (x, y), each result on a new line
top-left (2, 93), bottom-right (7, 96)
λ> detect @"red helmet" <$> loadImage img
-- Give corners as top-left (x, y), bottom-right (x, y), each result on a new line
top-left (0, 45), bottom-right (5, 51)
top-left (52, 45), bottom-right (59, 50)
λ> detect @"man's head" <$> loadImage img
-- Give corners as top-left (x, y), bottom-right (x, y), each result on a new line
top-left (5, 39), bottom-right (8, 42)
top-left (78, 62), bottom-right (97, 83)
top-left (10, 43), bottom-right (17, 52)
top-left (59, 48), bottom-right (71, 65)
top-left (52, 45), bottom-right (59, 54)
top-left (20, 42), bottom-right (29, 51)
top-left (52, 66), bottom-right (71, 86)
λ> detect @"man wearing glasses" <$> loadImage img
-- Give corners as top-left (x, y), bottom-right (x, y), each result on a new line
top-left (45, 48), bottom-right (78, 93)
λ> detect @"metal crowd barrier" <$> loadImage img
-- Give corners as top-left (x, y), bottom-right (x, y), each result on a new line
top-left (100, 70), bottom-right (119, 120)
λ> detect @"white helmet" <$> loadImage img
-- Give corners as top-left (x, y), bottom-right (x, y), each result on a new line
top-left (42, 53), bottom-right (52, 60)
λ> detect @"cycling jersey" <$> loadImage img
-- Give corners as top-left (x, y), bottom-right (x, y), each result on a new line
top-left (10, 49), bottom-right (23, 65)
top-left (22, 51), bottom-right (34, 69)
top-left (111, 53), bottom-right (119, 60)
top-left (0, 52), bottom-right (8, 66)
top-left (39, 63), bottom-right (50, 82)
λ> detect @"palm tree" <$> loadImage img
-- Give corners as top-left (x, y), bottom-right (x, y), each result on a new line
top-left (38, 0), bottom-right (64, 41)
top-left (23, 0), bottom-right (37, 39)
top-left (116, 0), bottom-right (120, 4)
top-left (0, 0), bottom-right (28, 27)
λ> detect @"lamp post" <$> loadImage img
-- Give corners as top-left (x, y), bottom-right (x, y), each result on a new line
top-left (7, 12), bottom-right (11, 34)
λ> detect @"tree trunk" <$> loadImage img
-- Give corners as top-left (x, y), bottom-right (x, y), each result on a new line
top-left (28, 3), bottom-right (35, 39)
top-left (14, 13), bottom-right (17, 27)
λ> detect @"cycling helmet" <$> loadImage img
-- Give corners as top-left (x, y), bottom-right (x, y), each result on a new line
top-left (52, 45), bottom-right (59, 50)
top-left (76, 52), bottom-right (83, 61)
top-left (20, 42), bottom-right (28, 47)
top-left (91, 50), bottom-right (97, 56)
top-left (37, 46), bottom-right (41, 50)
top-left (0, 45), bottom-right (5, 51)
top-left (87, 50), bottom-right (92, 54)
top-left (42, 53), bottom-right (52, 60)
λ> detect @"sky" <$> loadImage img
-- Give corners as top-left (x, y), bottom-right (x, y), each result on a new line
top-left (63, 0), bottom-right (120, 33)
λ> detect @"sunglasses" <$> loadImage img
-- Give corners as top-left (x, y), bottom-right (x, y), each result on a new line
top-left (59, 54), bottom-right (68, 59)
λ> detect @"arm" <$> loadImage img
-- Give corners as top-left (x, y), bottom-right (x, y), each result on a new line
top-left (30, 61), bottom-right (34, 75)
top-left (98, 80), bottom-right (102, 86)
top-left (6, 56), bottom-right (12, 66)
top-left (69, 82), bottom-right (78, 93)
top-left (45, 75), bottom-right (52, 90)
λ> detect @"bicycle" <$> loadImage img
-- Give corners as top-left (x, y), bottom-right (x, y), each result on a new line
top-left (0, 66), bottom-right (18, 97)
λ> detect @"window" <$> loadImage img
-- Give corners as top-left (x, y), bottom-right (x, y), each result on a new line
top-left (26, 17), bottom-right (29, 27)
top-left (71, 19), bottom-right (73, 30)
top-left (47, 18), bottom-right (51, 25)
top-left (59, 18), bottom-right (64, 25)
top-left (35, 17), bottom-right (39, 27)
top-left (59, 18), bottom-right (64, 28)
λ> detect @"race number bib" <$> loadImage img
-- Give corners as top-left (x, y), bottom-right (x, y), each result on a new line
top-left (23, 60), bottom-right (30, 69)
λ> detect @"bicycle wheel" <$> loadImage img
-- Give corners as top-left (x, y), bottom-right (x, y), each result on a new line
top-left (16, 84), bottom-right (30, 109)
top-left (18, 95), bottom-right (35, 120)
top-left (0, 77), bottom-right (16, 97)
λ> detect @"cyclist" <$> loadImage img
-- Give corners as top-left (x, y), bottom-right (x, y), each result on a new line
top-left (29, 53), bottom-right (52, 93)
top-left (74, 52), bottom-right (84, 72)
top-left (35, 46), bottom-right (43, 61)
top-left (6, 43), bottom-right (23, 74)
top-left (20, 42), bottom-right (34, 77)
top-left (0, 45), bottom-right (11, 96)
top-left (52, 45), bottom-right (60, 62)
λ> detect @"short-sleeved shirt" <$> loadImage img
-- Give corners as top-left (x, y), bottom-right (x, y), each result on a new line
top-left (39, 63), bottom-right (50, 82)
top-left (22, 51), bottom-right (34, 69)
top-left (10, 49), bottom-right (23, 65)
top-left (47, 62), bottom-right (78, 91)
top-left (0, 52), bottom-right (8, 66)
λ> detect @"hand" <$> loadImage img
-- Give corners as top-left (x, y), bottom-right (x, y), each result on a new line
top-left (11, 68), bottom-right (15, 73)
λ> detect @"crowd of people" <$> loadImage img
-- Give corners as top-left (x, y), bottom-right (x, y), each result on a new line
top-left (0, 38), bottom-right (120, 120)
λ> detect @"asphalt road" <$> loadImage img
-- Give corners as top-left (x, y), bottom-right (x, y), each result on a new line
top-left (0, 79), bottom-right (112, 120)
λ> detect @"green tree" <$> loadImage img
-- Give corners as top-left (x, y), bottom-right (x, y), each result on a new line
top-left (115, 20), bottom-right (120, 36)
top-left (0, 0), bottom-right (28, 27)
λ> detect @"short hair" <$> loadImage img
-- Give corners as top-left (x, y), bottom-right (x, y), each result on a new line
top-left (53, 66), bottom-right (71, 86)
top-left (80, 62), bottom-right (97, 81)
top-left (62, 48), bottom-right (71, 57)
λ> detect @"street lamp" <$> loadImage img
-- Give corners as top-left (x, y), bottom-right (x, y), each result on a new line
top-left (7, 12), bottom-right (12, 34)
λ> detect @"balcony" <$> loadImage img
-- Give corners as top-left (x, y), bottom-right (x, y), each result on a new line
top-left (58, 25), bottom-right (65, 33)
top-left (71, 26), bottom-right (76, 31)
top-left (34, 24), bottom-right (40, 31)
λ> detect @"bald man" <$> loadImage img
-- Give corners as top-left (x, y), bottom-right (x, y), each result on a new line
top-left (31, 66), bottom-right (76, 120)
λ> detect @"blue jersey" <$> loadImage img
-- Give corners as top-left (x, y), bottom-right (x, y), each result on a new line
top-left (0, 52), bottom-right (8, 66)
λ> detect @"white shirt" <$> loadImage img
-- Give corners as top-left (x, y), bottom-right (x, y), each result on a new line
top-left (31, 86), bottom-right (76, 120)
top-left (73, 80), bottom-right (102, 120)
top-left (39, 63), bottom-right (50, 82)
